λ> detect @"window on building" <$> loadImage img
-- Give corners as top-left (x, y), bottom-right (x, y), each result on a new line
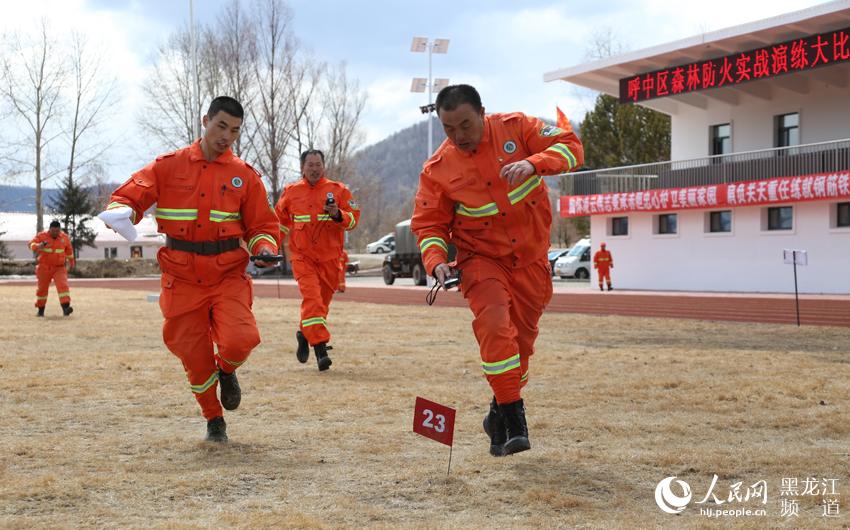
top-left (104, 247), bottom-right (118, 259)
top-left (837, 202), bottom-right (850, 228)
top-left (611, 217), bottom-right (629, 236)
top-left (775, 112), bottom-right (799, 148)
top-left (767, 206), bottom-right (793, 230)
top-left (710, 123), bottom-right (731, 156)
top-left (657, 213), bottom-right (678, 234)
top-left (130, 246), bottom-right (143, 259)
top-left (709, 210), bottom-right (732, 233)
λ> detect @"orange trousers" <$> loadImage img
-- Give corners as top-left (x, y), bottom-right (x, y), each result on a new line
top-left (292, 255), bottom-right (340, 346)
top-left (35, 264), bottom-right (70, 308)
top-left (159, 273), bottom-right (260, 420)
top-left (597, 267), bottom-right (611, 286)
top-left (461, 256), bottom-right (553, 405)
top-left (338, 251), bottom-right (348, 292)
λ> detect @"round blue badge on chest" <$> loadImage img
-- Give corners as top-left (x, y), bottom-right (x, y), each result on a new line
top-left (503, 140), bottom-right (517, 154)
top-left (231, 176), bottom-right (243, 188)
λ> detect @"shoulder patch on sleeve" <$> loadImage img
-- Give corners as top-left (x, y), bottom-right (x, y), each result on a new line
top-left (155, 151), bottom-right (177, 162)
top-left (539, 124), bottom-right (565, 137)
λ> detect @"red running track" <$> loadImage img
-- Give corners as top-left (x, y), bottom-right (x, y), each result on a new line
top-left (3, 277), bottom-right (848, 327)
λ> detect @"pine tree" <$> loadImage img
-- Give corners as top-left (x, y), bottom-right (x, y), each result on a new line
top-left (579, 93), bottom-right (670, 168)
top-left (50, 174), bottom-right (98, 257)
top-left (0, 231), bottom-right (11, 260)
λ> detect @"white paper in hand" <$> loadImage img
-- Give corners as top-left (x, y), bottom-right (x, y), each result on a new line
top-left (97, 207), bottom-right (138, 242)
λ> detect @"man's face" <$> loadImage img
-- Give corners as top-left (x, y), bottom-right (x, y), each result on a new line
top-left (201, 111), bottom-right (242, 157)
top-left (301, 154), bottom-right (325, 184)
top-left (438, 103), bottom-right (485, 152)
top-left (48, 226), bottom-right (60, 238)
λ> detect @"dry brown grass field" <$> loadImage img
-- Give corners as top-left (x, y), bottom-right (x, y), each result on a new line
top-left (1, 284), bottom-right (848, 529)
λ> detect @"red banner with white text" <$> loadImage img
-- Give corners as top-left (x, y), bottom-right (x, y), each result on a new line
top-left (560, 170), bottom-right (850, 218)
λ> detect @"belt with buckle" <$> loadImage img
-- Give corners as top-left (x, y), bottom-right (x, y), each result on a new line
top-left (165, 236), bottom-right (240, 255)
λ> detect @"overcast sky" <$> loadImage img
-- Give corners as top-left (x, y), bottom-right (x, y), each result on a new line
top-left (1, 0), bottom-right (828, 185)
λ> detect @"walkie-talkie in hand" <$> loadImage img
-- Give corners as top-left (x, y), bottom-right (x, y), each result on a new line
top-left (250, 254), bottom-right (284, 263)
top-left (325, 192), bottom-right (335, 206)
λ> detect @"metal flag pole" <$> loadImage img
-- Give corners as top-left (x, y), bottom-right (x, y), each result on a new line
top-left (793, 250), bottom-right (800, 327)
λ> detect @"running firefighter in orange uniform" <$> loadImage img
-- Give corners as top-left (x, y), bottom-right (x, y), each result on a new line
top-left (29, 220), bottom-right (75, 317)
top-left (101, 97), bottom-right (280, 442)
top-left (275, 149), bottom-right (360, 371)
top-left (411, 84), bottom-right (583, 456)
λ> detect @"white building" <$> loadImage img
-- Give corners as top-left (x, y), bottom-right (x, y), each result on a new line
top-left (545, 1), bottom-right (850, 294)
top-left (0, 212), bottom-right (164, 261)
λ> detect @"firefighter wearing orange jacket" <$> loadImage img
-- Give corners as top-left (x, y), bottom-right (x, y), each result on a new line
top-left (411, 85), bottom-right (583, 457)
top-left (30, 220), bottom-right (75, 317)
top-left (593, 243), bottom-right (613, 291)
top-left (275, 149), bottom-right (360, 371)
top-left (102, 97), bottom-right (279, 443)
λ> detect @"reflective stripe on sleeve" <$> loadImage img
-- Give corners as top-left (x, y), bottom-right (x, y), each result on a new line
top-left (248, 234), bottom-right (277, 253)
top-left (545, 143), bottom-right (578, 169)
top-left (419, 237), bottom-right (448, 254)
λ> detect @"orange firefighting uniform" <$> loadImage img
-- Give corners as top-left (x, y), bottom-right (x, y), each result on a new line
top-left (29, 230), bottom-right (75, 308)
top-left (108, 140), bottom-right (279, 420)
top-left (275, 177), bottom-right (359, 346)
top-left (338, 250), bottom-right (349, 292)
top-left (593, 248), bottom-right (613, 288)
top-left (412, 113), bottom-right (583, 405)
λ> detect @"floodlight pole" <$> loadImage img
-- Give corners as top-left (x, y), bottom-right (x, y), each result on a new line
top-left (189, 0), bottom-right (201, 139)
top-left (427, 43), bottom-right (434, 158)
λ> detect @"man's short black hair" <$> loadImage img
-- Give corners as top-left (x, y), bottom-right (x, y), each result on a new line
top-left (207, 96), bottom-right (244, 120)
top-left (300, 149), bottom-right (325, 166)
top-left (49, 221), bottom-right (61, 228)
top-left (435, 84), bottom-right (482, 114)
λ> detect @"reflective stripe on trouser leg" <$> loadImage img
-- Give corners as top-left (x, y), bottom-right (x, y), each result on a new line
top-left (54, 267), bottom-right (71, 304)
top-left (162, 300), bottom-right (222, 421)
top-left (508, 259), bottom-right (552, 391)
top-left (292, 257), bottom-right (339, 345)
top-left (465, 271), bottom-right (522, 404)
top-left (211, 275), bottom-right (260, 373)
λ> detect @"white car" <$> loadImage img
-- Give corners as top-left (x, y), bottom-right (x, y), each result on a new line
top-left (366, 233), bottom-right (395, 253)
top-left (554, 238), bottom-right (592, 279)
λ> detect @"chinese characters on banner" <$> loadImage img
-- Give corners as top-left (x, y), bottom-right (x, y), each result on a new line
top-left (619, 26), bottom-right (850, 103)
top-left (560, 170), bottom-right (850, 218)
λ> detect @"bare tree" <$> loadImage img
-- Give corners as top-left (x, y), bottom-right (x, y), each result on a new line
top-left (207, 0), bottom-right (259, 158)
top-left (139, 27), bottom-right (204, 152)
top-left (1, 19), bottom-right (66, 232)
top-left (321, 61), bottom-right (366, 179)
top-left (65, 32), bottom-right (116, 187)
top-left (247, 0), bottom-right (299, 201)
top-left (287, 55), bottom-right (324, 158)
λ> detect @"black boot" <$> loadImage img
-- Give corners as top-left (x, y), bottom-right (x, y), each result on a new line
top-left (608, 284), bottom-right (613, 291)
top-left (61, 303), bottom-right (73, 316)
top-left (599, 285), bottom-right (604, 291)
top-left (314, 342), bottom-right (332, 371)
top-left (499, 399), bottom-right (531, 455)
top-left (37, 307), bottom-right (45, 317)
top-left (482, 396), bottom-right (507, 457)
top-left (218, 370), bottom-right (241, 411)
top-left (296, 330), bottom-right (309, 363)
top-left (205, 416), bottom-right (228, 442)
